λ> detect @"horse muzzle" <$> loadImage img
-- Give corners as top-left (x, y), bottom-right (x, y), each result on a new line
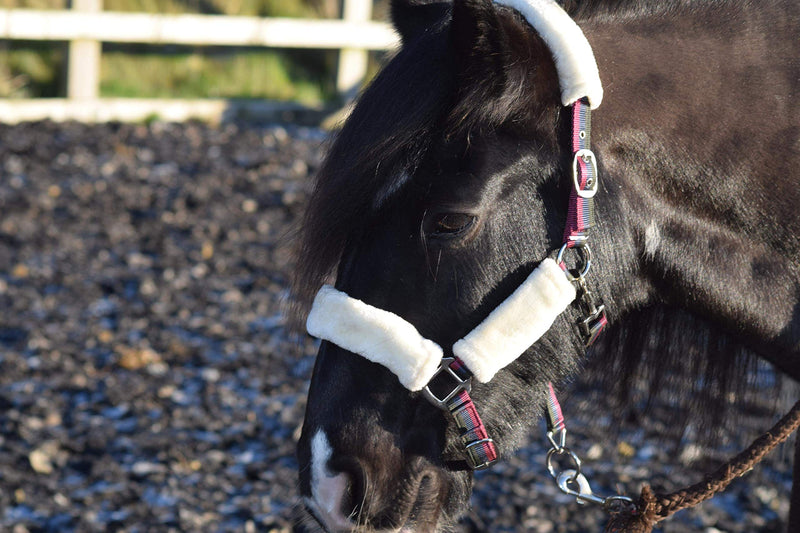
top-left (297, 428), bottom-right (455, 533)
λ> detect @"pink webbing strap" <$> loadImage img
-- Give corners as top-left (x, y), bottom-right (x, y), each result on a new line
top-left (545, 381), bottom-right (566, 434)
top-left (444, 358), bottom-right (498, 469)
top-left (563, 97), bottom-right (596, 246)
top-left (559, 96), bottom-right (607, 346)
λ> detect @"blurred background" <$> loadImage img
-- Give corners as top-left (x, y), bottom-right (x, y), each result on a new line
top-left (0, 1), bottom-right (796, 532)
top-left (0, 0), bottom-right (396, 122)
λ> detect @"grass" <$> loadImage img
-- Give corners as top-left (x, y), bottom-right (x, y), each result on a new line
top-left (0, 0), bottom-right (385, 103)
top-left (0, 43), bottom-right (337, 103)
top-left (100, 46), bottom-right (336, 104)
top-left (0, 42), bottom-right (64, 98)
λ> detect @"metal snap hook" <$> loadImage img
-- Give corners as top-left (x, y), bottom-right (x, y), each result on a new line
top-left (557, 469), bottom-right (607, 506)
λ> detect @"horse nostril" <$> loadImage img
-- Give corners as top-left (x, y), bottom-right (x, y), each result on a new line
top-left (328, 456), bottom-right (367, 521)
top-left (374, 467), bottom-right (446, 530)
top-left (408, 473), bottom-right (439, 523)
top-left (323, 458), bottom-right (445, 530)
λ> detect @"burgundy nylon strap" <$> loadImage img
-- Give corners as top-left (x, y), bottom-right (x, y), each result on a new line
top-left (443, 358), bottom-right (498, 469)
top-left (545, 381), bottom-right (566, 434)
top-left (563, 97), bottom-right (596, 246)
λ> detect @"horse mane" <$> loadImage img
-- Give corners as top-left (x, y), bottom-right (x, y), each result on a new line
top-left (289, 15), bottom-right (455, 327)
top-left (584, 305), bottom-right (788, 441)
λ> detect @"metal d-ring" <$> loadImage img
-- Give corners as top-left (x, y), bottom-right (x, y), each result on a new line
top-left (556, 243), bottom-right (592, 281)
top-left (546, 446), bottom-right (582, 481)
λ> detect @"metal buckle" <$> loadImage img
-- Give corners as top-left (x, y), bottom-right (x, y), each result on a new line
top-left (465, 438), bottom-right (497, 470)
top-left (572, 149), bottom-right (598, 199)
top-left (422, 357), bottom-right (472, 410)
top-left (579, 304), bottom-right (606, 341)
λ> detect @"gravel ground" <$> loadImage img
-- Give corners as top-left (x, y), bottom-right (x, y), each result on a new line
top-left (0, 120), bottom-right (795, 533)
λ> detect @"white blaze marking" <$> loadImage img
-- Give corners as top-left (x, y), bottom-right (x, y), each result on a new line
top-left (644, 221), bottom-right (661, 258)
top-left (307, 430), bottom-right (354, 531)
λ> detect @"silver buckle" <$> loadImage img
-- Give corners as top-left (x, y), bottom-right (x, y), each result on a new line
top-left (572, 149), bottom-right (598, 199)
top-left (465, 438), bottom-right (497, 470)
top-left (422, 357), bottom-right (472, 410)
top-left (579, 304), bottom-right (606, 340)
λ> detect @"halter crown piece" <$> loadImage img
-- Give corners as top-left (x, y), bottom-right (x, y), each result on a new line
top-left (306, 0), bottom-right (606, 472)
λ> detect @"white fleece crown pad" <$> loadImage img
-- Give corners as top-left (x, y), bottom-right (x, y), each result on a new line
top-left (306, 259), bottom-right (576, 390)
top-left (493, 0), bottom-right (603, 108)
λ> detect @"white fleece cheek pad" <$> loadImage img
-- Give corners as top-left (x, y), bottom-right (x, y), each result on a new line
top-left (306, 285), bottom-right (443, 391)
top-left (493, 0), bottom-right (603, 109)
top-left (453, 258), bottom-right (576, 383)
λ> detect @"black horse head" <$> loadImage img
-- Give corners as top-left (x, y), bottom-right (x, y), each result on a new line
top-left (293, 0), bottom-right (800, 530)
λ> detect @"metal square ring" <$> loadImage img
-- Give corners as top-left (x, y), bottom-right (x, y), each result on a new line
top-left (422, 357), bottom-right (472, 410)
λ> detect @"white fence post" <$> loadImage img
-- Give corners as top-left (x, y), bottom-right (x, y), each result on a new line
top-left (337, 0), bottom-right (372, 98)
top-left (67, 0), bottom-right (102, 100)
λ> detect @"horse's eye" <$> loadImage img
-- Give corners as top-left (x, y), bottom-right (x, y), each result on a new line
top-left (430, 213), bottom-right (476, 236)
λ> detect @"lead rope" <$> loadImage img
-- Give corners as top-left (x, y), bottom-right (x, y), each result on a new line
top-left (604, 399), bottom-right (800, 533)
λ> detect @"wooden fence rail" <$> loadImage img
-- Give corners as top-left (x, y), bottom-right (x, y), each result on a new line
top-left (0, 0), bottom-right (400, 123)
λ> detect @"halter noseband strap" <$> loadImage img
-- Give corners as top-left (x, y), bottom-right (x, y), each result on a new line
top-left (307, 258), bottom-right (576, 391)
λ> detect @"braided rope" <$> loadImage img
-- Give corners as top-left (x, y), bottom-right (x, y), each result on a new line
top-left (605, 399), bottom-right (800, 533)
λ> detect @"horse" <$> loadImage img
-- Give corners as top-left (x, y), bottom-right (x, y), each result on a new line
top-left (291, 0), bottom-right (800, 530)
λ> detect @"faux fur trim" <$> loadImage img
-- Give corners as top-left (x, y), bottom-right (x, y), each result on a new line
top-left (453, 258), bottom-right (576, 383)
top-left (306, 285), bottom-right (444, 391)
top-left (493, 0), bottom-right (603, 108)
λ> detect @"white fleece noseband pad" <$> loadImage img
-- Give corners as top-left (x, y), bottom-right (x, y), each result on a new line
top-left (452, 258), bottom-right (576, 382)
top-left (306, 285), bottom-right (443, 391)
top-left (306, 259), bottom-right (576, 390)
top-left (493, 0), bottom-right (603, 108)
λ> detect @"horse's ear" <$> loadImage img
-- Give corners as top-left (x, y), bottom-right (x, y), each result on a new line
top-left (450, 0), bottom-right (506, 93)
top-left (450, 0), bottom-right (560, 125)
top-left (390, 0), bottom-right (451, 44)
